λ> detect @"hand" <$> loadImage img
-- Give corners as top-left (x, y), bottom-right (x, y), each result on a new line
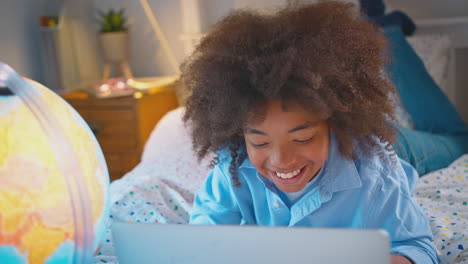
top-left (391, 254), bottom-right (413, 264)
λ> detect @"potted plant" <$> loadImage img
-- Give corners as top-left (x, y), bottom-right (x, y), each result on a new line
top-left (98, 9), bottom-right (129, 63)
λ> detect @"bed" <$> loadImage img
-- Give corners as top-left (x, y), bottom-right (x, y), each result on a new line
top-left (94, 111), bottom-right (468, 264)
top-left (93, 20), bottom-right (468, 264)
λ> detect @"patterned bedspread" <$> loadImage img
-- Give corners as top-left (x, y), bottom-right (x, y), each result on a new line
top-left (94, 154), bottom-right (468, 264)
top-left (415, 155), bottom-right (468, 263)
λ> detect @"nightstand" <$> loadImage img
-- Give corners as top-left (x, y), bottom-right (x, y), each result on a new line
top-left (62, 88), bottom-right (179, 181)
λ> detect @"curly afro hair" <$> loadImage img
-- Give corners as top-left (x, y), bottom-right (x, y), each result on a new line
top-left (182, 1), bottom-right (397, 184)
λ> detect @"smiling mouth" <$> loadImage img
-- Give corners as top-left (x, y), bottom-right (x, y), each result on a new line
top-left (274, 167), bottom-right (303, 179)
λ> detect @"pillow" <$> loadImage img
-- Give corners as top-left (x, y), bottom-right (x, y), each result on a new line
top-left (141, 107), bottom-right (213, 195)
top-left (408, 33), bottom-right (452, 97)
top-left (384, 26), bottom-right (467, 134)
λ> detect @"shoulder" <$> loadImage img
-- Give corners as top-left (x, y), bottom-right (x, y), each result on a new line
top-left (212, 148), bottom-right (250, 184)
top-left (355, 150), bottom-right (415, 197)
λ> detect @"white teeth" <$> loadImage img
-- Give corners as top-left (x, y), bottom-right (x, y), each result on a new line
top-left (275, 169), bottom-right (301, 179)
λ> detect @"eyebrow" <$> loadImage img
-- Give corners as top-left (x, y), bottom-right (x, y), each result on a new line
top-left (245, 128), bottom-right (267, 135)
top-left (245, 121), bottom-right (319, 135)
top-left (288, 121), bottom-right (319, 133)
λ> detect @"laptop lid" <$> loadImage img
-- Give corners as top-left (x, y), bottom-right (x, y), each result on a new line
top-left (112, 222), bottom-right (390, 264)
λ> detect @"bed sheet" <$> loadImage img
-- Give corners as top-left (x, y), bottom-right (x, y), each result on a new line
top-left (94, 162), bottom-right (200, 264)
top-left (94, 154), bottom-right (468, 264)
top-left (414, 154), bottom-right (468, 264)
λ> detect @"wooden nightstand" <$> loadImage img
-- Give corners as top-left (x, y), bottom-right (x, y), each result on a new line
top-left (63, 88), bottom-right (179, 181)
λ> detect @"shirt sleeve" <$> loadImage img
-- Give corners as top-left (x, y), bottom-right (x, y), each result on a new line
top-left (367, 164), bottom-right (439, 264)
top-left (189, 164), bottom-right (242, 225)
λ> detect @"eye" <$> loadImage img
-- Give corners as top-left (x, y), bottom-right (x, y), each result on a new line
top-left (294, 136), bottom-right (314, 144)
top-left (250, 141), bottom-right (269, 147)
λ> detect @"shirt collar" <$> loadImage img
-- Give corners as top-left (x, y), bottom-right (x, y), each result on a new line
top-left (238, 131), bottom-right (362, 194)
top-left (320, 132), bottom-right (362, 193)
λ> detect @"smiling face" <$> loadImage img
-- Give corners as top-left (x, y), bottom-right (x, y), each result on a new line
top-left (243, 100), bottom-right (330, 193)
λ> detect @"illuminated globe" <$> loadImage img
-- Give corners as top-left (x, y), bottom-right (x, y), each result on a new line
top-left (0, 63), bottom-right (109, 264)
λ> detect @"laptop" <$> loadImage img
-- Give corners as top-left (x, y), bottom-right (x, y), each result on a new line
top-left (112, 221), bottom-right (390, 264)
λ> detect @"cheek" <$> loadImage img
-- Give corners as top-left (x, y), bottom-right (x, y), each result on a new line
top-left (305, 135), bottom-right (329, 162)
top-left (318, 135), bottom-right (330, 161)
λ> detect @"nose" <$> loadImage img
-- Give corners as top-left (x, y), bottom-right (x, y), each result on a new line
top-left (269, 144), bottom-right (296, 170)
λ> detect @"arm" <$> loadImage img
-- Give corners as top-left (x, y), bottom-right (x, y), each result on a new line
top-left (391, 254), bottom-right (413, 264)
top-left (189, 164), bottom-right (242, 225)
top-left (367, 162), bottom-right (438, 264)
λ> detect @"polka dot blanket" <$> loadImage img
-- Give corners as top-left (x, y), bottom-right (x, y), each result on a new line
top-left (415, 154), bottom-right (468, 264)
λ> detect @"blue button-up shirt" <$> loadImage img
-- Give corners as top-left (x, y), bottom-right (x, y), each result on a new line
top-left (190, 134), bottom-right (438, 263)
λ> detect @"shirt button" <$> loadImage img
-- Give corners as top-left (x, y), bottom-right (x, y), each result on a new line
top-left (273, 202), bottom-right (280, 208)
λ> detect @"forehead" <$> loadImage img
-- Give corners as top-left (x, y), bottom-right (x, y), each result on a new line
top-left (245, 99), bottom-right (321, 127)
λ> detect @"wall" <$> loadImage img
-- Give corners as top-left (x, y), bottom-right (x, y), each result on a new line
top-left (0, 0), bottom-right (100, 90)
top-left (92, 0), bottom-right (294, 78)
top-left (387, 0), bottom-right (468, 19)
top-left (95, 0), bottom-right (458, 79)
top-left (93, 0), bottom-right (185, 77)
top-left (0, 0), bottom-right (48, 82)
top-left (2, 0), bottom-right (468, 83)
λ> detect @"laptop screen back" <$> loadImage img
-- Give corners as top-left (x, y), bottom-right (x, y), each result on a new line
top-left (112, 222), bottom-right (390, 264)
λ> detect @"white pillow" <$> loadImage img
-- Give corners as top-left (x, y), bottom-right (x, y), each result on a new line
top-left (141, 107), bottom-right (213, 195)
top-left (407, 33), bottom-right (452, 95)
